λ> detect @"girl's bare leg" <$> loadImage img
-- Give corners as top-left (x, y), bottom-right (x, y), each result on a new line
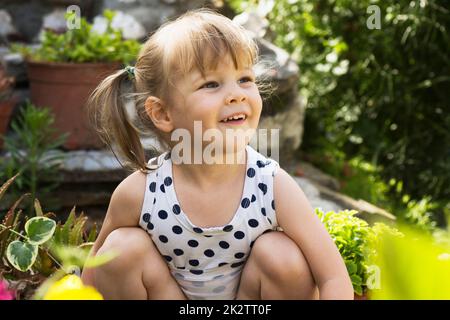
top-left (92, 227), bottom-right (187, 300)
top-left (236, 231), bottom-right (319, 300)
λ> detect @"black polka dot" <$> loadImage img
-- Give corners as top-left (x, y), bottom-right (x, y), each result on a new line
top-left (247, 168), bottom-right (255, 177)
top-left (248, 219), bottom-right (259, 228)
top-left (193, 281), bottom-right (204, 287)
top-left (153, 198), bottom-right (156, 204)
top-left (204, 235), bottom-right (213, 238)
top-left (223, 225), bottom-right (233, 232)
top-left (271, 200), bottom-right (275, 210)
top-left (188, 240), bottom-right (199, 247)
top-left (231, 261), bottom-right (245, 268)
top-left (234, 231), bottom-right (245, 240)
top-left (257, 160), bottom-right (266, 168)
top-left (193, 227), bottom-right (203, 234)
top-left (189, 259), bottom-right (200, 266)
top-left (261, 208), bottom-right (266, 216)
top-left (213, 286), bottom-right (226, 293)
top-left (190, 270), bottom-right (203, 275)
top-left (163, 255), bottom-right (172, 262)
top-left (268, 218), bottom-right (272, 225)
top-left (149, 182), bottom-right (156, 192)
top-left (218, 262), bottom-right (228, 267)
top-left (251, 194), bottom-right (256, 202)
top-left (147, 222), bottom-right (154, 230)
top-left (159, 235), bottom-right (168, 243)
top-left (172, 204), bottom-right (181, 215)
top-left (164, 177), bottom-right (172, 186)
top-left (204, 249), bottom-right (215, 257)
top-left (158, 210), bottom-right (168, 219)
top-left (172, 225), bottom-right (183, 234)
top-left (173, 248), bottom-right (184, 256)
top-left (142, 213), bottom-right (151, 222)
top-left (160, 184), bottom-right (165, 193)
top-left (219, 241), bottom-right (230, 249)
top-left (241, 198), bottom-right (250, 208)
top-left (234, 252), bottom-right (245, 259)
top-left (258, 183), bottom-right (267, 195)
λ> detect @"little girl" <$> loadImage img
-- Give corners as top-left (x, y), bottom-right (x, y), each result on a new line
top-left (81, 8), bottom-right (353, 300)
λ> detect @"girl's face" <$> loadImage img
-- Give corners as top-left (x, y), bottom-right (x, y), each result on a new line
top-left (169, 53), bottom-right (262, 153)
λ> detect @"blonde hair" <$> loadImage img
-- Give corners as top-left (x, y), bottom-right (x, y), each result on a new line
top-left (87, 8), bottom-right (264, 173)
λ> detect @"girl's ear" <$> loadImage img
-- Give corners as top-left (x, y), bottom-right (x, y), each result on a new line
top-left (144, 96), bottom-right (174, 133)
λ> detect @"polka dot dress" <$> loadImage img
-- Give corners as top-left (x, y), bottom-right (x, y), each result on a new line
top-left (138, 144), bottom-right (279, 300)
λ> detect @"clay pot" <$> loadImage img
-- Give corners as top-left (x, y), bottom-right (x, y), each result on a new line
top-left (0, 96), bottom-right (17, 150)
top-left (26, 61), bottom-right (121, 150)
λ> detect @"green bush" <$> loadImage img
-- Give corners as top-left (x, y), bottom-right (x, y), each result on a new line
top-left (12, 10), bottom-right (141, 64)
top-left (315, 208), bottom-right (400, 296)
top-left (228, 0), bottom-right (450, 222)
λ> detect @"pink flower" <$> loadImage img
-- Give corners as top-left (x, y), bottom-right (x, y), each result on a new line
top-left (0, 279), bottom-right (14, 300)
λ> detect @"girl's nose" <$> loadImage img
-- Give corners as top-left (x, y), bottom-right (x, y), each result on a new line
top-left (225, 90), bottom-right (247, 105)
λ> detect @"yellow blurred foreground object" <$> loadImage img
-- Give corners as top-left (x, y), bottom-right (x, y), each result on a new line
top-left (43, 275), bottom-right (103, 300)
top-left (371, 225), bottom-right (450, 300)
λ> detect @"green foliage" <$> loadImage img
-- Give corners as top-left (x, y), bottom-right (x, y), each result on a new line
top-left (371, 225), bottom-right (450, 299)
top-left (315, 208), bottom-right (400, 295)
top-left (11, 10), bottom-right (141, 64)
top-left (0, 102), bottom-right (67, 216)
top-left (0, 174), bottom-right (112, 299)
top-left (228, 0), bottom-right (450, 220)
top-left (6, 216), bottom-right (56, 272)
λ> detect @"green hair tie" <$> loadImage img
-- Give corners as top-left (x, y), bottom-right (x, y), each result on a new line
top-left (125, 66), bottom-right (135, 79)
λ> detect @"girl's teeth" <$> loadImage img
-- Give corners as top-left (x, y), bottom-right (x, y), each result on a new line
top-left (222, 115), bottom-right (245, 122)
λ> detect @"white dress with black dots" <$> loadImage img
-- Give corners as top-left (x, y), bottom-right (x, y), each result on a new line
top-left (138, 144), bottom-right (279, 300)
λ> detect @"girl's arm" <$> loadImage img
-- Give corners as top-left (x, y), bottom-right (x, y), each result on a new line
top-left (274, 168), bottom-right (354, 300)
top-left (81, 170), bottom-right (146, 286)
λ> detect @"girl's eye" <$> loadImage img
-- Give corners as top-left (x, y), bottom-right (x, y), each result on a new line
top-left (200, 81), bottom-right (219, 89)
top-left (239, 76), bottom-right (254, 83)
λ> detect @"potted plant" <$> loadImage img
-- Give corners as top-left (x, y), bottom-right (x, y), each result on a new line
top-left (12, 10), bottom-right (141, 150)
top-left (0, 64), bottom-right (17, 150)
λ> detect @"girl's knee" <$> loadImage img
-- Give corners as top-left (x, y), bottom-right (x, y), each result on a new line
top-left (98, 227), bottom-right (153, 269)
top-left (251, 231), bottom-right (311, 281)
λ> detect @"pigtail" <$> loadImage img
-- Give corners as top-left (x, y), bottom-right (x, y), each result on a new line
top-left (87, 68), bottom-right (148, 173)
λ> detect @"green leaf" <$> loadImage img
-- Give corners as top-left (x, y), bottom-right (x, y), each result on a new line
top-left (6, 240), bottom-right (38, 272)
top-left (62, 207), bottom-right (76, 245)
top-left (345, 260), bottom-right (357, 275)
top-left (84, 250), bottom-right (119, 268)
top-left (25, 217), bottom-right (56, 245)
top-left (34, 198), bottom-right (44, 217)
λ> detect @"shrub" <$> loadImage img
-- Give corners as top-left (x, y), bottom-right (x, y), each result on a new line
top-left (228, 0), bottom-right (450, 221)
top-left (315, 208), bottom-right (401, 296)
top-left (11, 10), bottom-right (141, 64)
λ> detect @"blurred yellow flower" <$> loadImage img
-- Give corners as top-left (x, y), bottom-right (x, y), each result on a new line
top-left (43, 275), bottom-right (103, 300)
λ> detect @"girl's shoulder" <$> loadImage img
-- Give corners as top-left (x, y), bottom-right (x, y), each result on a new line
top-left (108, 170), bottom-right (147, 226)
top-left (246, 145), bottom-right (280, 177)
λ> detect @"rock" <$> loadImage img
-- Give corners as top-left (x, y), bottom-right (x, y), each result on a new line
top-left (92, 10), bottom-right (146, 40)
top-left (0, 10), bottom-right (18, 39)
top-left (41, 9), bottom-right (67, 33)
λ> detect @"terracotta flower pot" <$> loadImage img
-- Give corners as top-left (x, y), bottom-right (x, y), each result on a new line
top-left (0, 96), bottom-right (17, 150)
top-left (26, 61), bottom-right (121, 150)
